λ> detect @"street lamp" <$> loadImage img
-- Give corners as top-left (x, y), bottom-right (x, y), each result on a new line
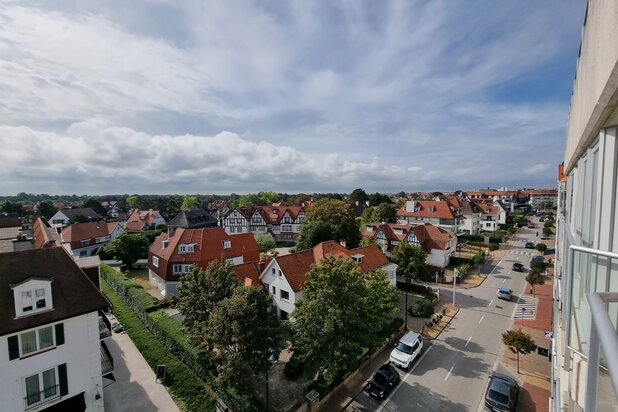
top-left (265, 337), bottom-right (279, 412)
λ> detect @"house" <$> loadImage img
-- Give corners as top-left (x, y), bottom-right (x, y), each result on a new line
top-left (49, 209), bottom-right (103, 231)
top-left (100, 201), bottom-right (122, 218)
top-left (475, 200), bottom-right (507, 232)
top-left (221, 203), bottom-right (309, 241)
top-left (0, 247), bottom-right (112, 412)
top-left (167, 209), bottom-right (217, 230)
top-left (124, 210), bottom-right (166, 232)
top-left (524, 189), bottom-right (558, 210)
top-left (458, 200), bottom-right (483, 235)
top-left (363, 223), bottom-right (457, 268)
top-left (147, 227), bottom-right (260, 296)
top-left (60, 222), bottom-right (124, 258)
top-left (396, 200), bottom-right (462, 233)
top-left (0, 217), bottom-right (25, 254)
top-left (33, 218), bottom-right (61, 249)
top-left (259, 241), bottom-right (397, 319)
top-left (207, 200), bottom-right (231, 222)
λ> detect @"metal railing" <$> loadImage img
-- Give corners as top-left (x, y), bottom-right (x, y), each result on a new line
top-left (24, 384), bottom-right (60, 410)
top-left (101, 341), bottom-right (114, 376)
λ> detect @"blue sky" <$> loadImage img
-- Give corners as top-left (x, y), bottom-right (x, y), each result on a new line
top-left (0, 0), bottom-right (586, 195)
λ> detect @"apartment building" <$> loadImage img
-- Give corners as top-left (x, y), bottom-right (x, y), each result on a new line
top-left (553, 1), bottom-right (618, 411)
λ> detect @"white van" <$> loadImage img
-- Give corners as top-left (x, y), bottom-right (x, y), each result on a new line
top-left (390, 331), bottom-right (423, 370)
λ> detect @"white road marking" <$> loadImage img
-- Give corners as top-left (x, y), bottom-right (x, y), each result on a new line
top-left (489, 298), bottom-right (494, 306)
top-left (503, 278), bottom-right (506, 283)
top-left (478, 315), bottom-right (485, 324)
top-left (445, 365), bottom-right (454, 381)
top-left (465, 336), bottom-right (472, 347)
top-left (376, 344), bottom-right (433, 412)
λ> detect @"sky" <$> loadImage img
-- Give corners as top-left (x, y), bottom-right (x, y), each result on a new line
top-left (0, 0), bottom-right (586, 195)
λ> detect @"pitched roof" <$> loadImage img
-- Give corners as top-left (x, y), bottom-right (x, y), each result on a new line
top-left (125, 209), bottom-right (164, 231)
top-left (0, 247), bottom-right (109, 335)
top-left (363, 223), bottom-right (455, 253)
top-left (0, 217), bottom-right (22, 228)
top-left (168, 209), bottom-right (217, 229)
top-left (61, 221), bottom-right (118, 243)
top-left (59, 208), bottom-right (102, 220)
top-left (150, 227), bottom-right (259, 264)
top-left (232, 259), bottom-right (271, 288)
top-left (273, 241), bottom-right (390, 292)
top-left (33, 218), bottom-right (61, 249)
top-left (397, 200), bottom-right (458, 219)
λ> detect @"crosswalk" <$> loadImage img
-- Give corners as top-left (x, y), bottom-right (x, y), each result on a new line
top-left (509, 250), bottom-right (535, 256)
top-left (514, 296), bottom-right (538, 320)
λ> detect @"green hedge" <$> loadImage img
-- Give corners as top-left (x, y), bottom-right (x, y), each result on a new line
top-left (397, 281), bottom-right (431, 295)
top-left (102, 280), bottom-right (215, 412)
top-left (101, 264), bottom-right (259, 411)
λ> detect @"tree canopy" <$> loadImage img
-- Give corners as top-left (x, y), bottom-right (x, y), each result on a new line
top-left (526, 272), bottom-right (545, 296)
top-left (84, 197), bottom-right (106, 216)
top-left (177, 261), bottom-right (240, 348)
top-left (372, 203), bottom-right (398, 223)
top-left (502, 329), bottom-right (537, 373)
top-left (254, 233), bottom-right (276, 252)
top-left (180, 195), bottom-right (199, 210)
top-left (392, 242), bottom-right (429, 281)
top-left (37, 201), bottom-right (56, 220)
top-left (300, 198), bottom-right (360, 249)
top-left (296, 220), bottom-right (335, 251)
top-left (368, 192), bottom-right (392, 206)
top-left (102, 232), bottom-right (150, 270)
top-left (349, 188), bottom-right (369, 202)
top-left (289, 259), bottom-right (399, 383)
top-left (237, 191), bottom-right (280, 207)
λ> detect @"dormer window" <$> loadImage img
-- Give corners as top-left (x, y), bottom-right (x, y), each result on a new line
top-left (351, 254), bottom-right (364, 263)
top-left (179, 244), bottom-right (195, 254)
top-left (11, 279), bottom-right (54, 317)
top-left (162, 240), bottom-right (169, 249)
top-left (222, 240), bottom-right (231, 249)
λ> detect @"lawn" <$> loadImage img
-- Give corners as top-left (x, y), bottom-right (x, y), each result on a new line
top-left (124, 268), bottom-right (152, 290)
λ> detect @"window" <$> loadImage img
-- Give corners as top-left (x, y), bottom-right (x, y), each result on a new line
top-left (9, 324), bottom-right (62, 360)
top-left (24, 366), bottom-right (64, 408)
top-left (152, 256), bottom-right (159, 268)
top-left (281, 225), bottom-right (292, 232)
top-left (22, 288), bottom-right (47, 313)
top-left (272, 286), bottom-right (276, 295)
top-left (278, 270), bottom-right (282, 276)
top-left (222, 240), bottom-right (231, 249)
top-left (52, 219), bottom-right (64, 225)
top-left (172, 264), bottom-right (192, 274)
top-left (80, 239), bottom-right (90, 247)
top-left (280, 290), bottom-right (290, 300)
top-left (272, 268), bottom-right (276, 275)
top-left (179, 244), bottom-right (195, 254)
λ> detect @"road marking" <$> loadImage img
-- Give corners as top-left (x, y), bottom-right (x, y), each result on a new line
top-left (489, 298), bottom-right (494, 306)
top-left (376, 344), bottom-right (433, 412)
top-left (465, 336), bottom-right (472, 347)
top-left (445, 365), bottom-right (454, 381)
top-left (478, 315), bottom-right (485, 324)
top-left (503, 278), bottom-right (506, 283)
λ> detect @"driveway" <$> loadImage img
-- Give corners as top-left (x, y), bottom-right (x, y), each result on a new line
top-left (103, 316), bottom-right (179, 412)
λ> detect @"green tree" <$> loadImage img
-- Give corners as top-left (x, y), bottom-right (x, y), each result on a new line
top-left (360, 236), bottom-right (376, 246)
top-left (360, 207), bottom-right (374, 224)
top-left (368, 192), bottom-right (392, 206)
top-left (84, 197), bottom-right (106, 216)
top-left (177, 261), bottom-right (240, 348)
top-left (396, 191), bottom-right (406, 198)
top-left (68, 214), bottom-right (90, 224)
top-left (536, 243), bottom-right (547, 254)
top-left (363, 270), bottom-right (401, 330)
top-left (543, 227), bottom-right (553, 237)
top-left (502, 329), bottom-right (537, 373)
top-left (372, 203), bottom-right (397, 223)
top-left (180, 195), bottom-right (199, 210)
top-left (258, 191), bottom-right (280, 204)
top-left (530, 259), bottom-right (545, 274)
top-left (126, 195), bottom-right (140, 209)
top-left (206, 286), bottom-right (283, 382)
top-left (289, 259), bottom-right (397, 384)
top-left (457, 263), bottom-right (472, 277)
top-left (392, 242), bottom-right (428, 281)
top-left (37, 201), bottom-right (56, 220)
top-left (409, 299), bottom-right (434, 318)
top-left (301, 198), bottom-right (360, 248)
top-left (1, 200), bottom-right (23, 215)
top-left (526, 272), bottom-right (545, 296)
top-left (102, 232), bottom-right (150, 270)
top-left (349, 188), bottom-right (369, 203)
top-left (472, 250), bottom-right (486, 275)
top-left (296, 220), bottom-right (334, 251)
top-left (254, 233), bottom-right (276, 252)
top-left (238, 193), bottom-right (261, 206)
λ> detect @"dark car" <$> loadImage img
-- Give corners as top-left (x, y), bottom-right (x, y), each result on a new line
top-left (512, 262), bottom-right (524, 272)
top-left (367, 363), bottom-right (400, 399)
top-left (484, 372), bottom-right (519, 411)
top-left (525, 242), bottom-right (535, 249)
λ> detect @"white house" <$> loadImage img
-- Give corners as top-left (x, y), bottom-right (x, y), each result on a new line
top-left (259, 241), bottom-right (397, 319)
top-left (0, 247), bottom-right (111, 412)
top-left (49, 209), bottom-right (103, 231)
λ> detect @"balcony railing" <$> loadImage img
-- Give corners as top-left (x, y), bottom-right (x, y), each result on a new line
top-left (99, 310), bottom-right (112, 340)
top-left (24, 385), bottom-right (60, 410)
top-left (101, 340), bottom-right (114, 376)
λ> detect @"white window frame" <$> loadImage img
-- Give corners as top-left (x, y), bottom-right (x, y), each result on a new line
top-left (280, 290), bottom-right (290, 301)
top-left (152, 256), bottom-right (159, 268)
top-left (222, 240), bottom-right (231, 249)
top-left (23, 367), bottom-right (59, 408)
top-left (19, 326), bottom-right (56, 357)
top-left (14, 283), bottom-right (53, 317)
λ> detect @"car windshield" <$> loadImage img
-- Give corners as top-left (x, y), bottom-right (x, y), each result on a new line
top-left (499, 288), bottom-right (510, 294)
top-left (396, 339), bottom-right (419, 354)
top-left (488, 389), bottom-right (509, 405)
top-left (373, 372), bottom-right (388, 386)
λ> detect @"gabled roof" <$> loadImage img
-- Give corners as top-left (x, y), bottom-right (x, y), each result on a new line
top-left (0, 247), bottom-right (109, 335)
top-left (168, 209), bottom-right (218, 229)
top-left (57, 208), bottom-right (102, 220)
top-left (61, 221), bottom-right (118, 243)
top-left (0, 217), bottom-right (22, 228)
top-left (150, 227), bottom-right (259, 264)
top-left (125, 209), bottom-right (164, 231)
top-left (232, 259), bottom-right (271, 288)
top-left (272, 241), bottom-right (390, 292)
top-left (363, 223), bottom-right (455, 253)
top-left (33, 218), bottom-right (61, 249)
top-left (397, 201), bottom-right (459, 219)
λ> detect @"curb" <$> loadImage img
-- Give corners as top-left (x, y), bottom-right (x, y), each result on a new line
top-left (422, 306), bottom-right (460, 340)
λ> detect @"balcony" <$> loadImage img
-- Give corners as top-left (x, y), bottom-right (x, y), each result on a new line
top-left (99, 310), bottom-right (112, 340)
top-left (24, 385), bottom-right (60, 410)
top-left (101, 341), bottom-right (114, 377)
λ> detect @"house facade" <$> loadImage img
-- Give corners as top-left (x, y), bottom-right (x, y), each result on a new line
top-left (396, 200), bottom-right (462, 233)
top-left (147, 227), bottom-right (260, 296)
top-left (0, 248), bottom-right (111, 412)
top-left (221, 203), bottom-right (308, 241)
top-left (524, 189), bottom-right (558, 210)
top-left (363, 222), bottom-right (457, 268)
top-left (259, 241), bottom-right (397, 319)
top-left (60, 222), bottom-right (124, 258)
top-left (49, 209), bottom-right (102, 231)
top-left (124, 210), bottom-right (166, 232)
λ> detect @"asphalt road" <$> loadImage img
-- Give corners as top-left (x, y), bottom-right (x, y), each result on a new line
top-left (346, 223), bottom-right (542, 412)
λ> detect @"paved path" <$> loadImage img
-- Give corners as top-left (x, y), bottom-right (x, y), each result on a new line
top-left (103, 316), bottom-right (179, 412)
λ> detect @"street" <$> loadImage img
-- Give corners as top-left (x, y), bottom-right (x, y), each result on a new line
top-left (345, 223), bottom-right (543, 411)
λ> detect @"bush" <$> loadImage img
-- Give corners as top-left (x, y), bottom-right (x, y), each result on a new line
top-left (489, 243), bottom-right (499, 251)
top-left (284, 355), bottom-right (304, 380)
top-left (409, 299), bottom-right (434, 318)
top-left (536, 243), bottom-right (547, 254)
top-left (458, 263), bottom-right (472, 276)
top-left (424, 292), bottom-right (438, 304)
top-left (397, 282), bottom-right (429, 295)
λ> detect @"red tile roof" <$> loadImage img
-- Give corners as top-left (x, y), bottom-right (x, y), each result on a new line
top-left (363, 223), bottom-right (455, 254)
top-left (232, 259), bottom-right (271, 288)
top-left (61, 222), bottom-right (118, 243)
top-left (33, 218), bottom-right (61, 249)
top-left (125, 210), bottom-right (163, 231)
top-left (396, 200), bottom-right (458, 219)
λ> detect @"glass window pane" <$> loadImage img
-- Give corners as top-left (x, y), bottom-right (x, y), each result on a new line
top-left (35, 288), bottom-right (46, 309)
top-left (22, 291), bottom-right (33, 312)
top-left (39, 327), bottom-right (54, 349)
top-left (42, 369), bottom-right (56, 398)
top-left (25, 374), bottom-right (40, 405)
top-left (21, 331), bottom-right (37, 355)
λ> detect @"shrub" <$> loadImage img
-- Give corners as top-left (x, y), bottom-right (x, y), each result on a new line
top-left (536, 243), bottom-right (547, 254)
top-left (397, 282), bottom-right (429, 295)
top-left (458, 263), bottom-right (472, 276)
top-left (409, 299), bottom-right (434, 318)
top-left (424, 292), bottom-right (438, 304)
top-left (284, 355), bottom-right (304, 380)
top-left (489, 243), bottom-right (499, 251)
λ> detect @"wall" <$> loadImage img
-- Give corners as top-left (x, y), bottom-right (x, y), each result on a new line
top-left (261, 260), bottom-right (297, 317)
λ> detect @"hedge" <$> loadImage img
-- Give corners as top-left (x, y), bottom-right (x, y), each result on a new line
top-left (102, 280), bottom-right (215, 412)
top-left (101, 264), bottom-right (259, 411)
top-left (397, 281), bottom-right (431, 295)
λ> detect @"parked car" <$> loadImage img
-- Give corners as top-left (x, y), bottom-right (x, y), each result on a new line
top-left (497, 288), bottom-right (513, 301)
top-left (540, 218), bottom-right (545, 222)
top-left (367, 363), bottom-right (400, 399)
top-left (484, 372), bottom-right (520, 411)
top-left (390, 331), bottom-right (423, 370)
top-left (540, 235), bottom-right (549, 240)
top-left (524, 242), bottom-right (535, 249)
top-left (512, 262), bottom-right (524, 272)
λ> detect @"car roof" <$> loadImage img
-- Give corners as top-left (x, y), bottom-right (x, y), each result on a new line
top-left (399, 331), bottom-right (421, 345)
top-left (490, 372), bottom-right (518, 386)
top-left (498, 288), bottom-right (511, 293)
